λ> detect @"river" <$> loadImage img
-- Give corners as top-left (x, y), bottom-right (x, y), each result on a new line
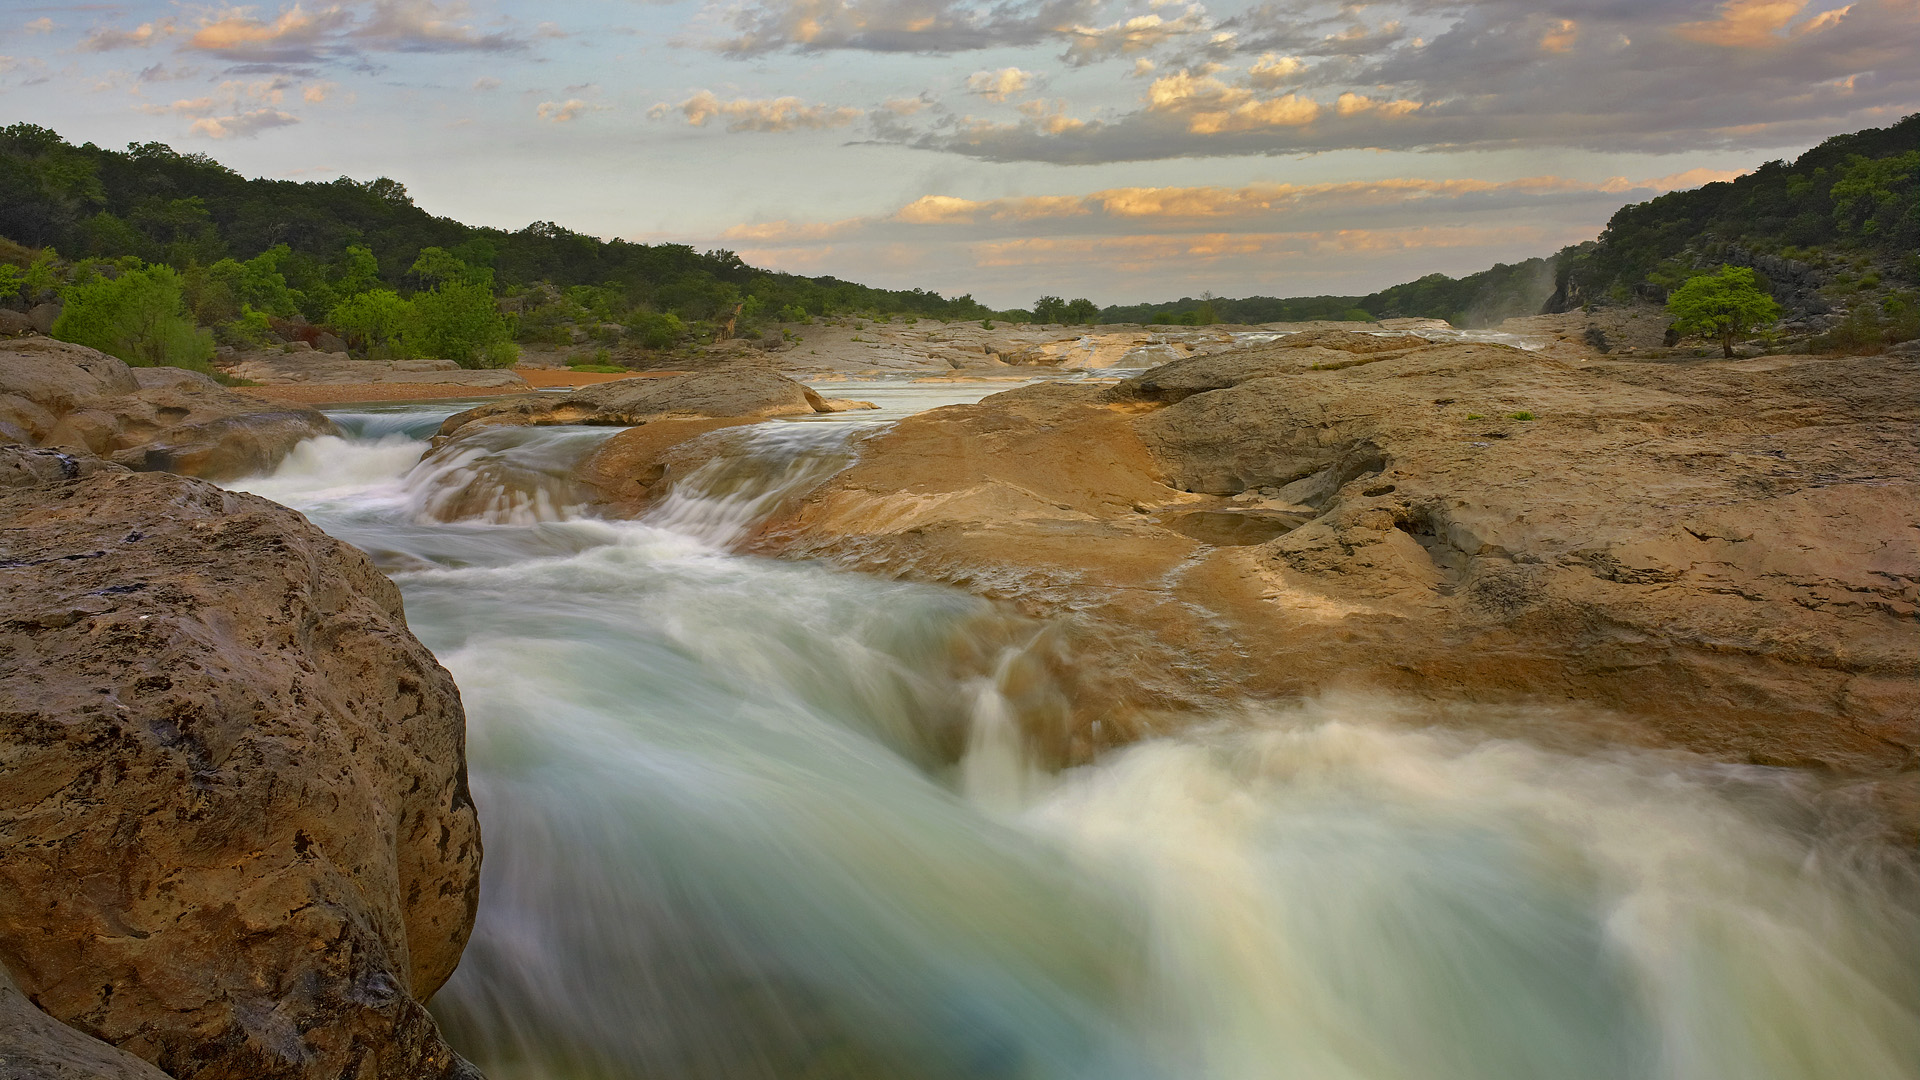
top-left (227, 386), bottom-right (1920, 1080)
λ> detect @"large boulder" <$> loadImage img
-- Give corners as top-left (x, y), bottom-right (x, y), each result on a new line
top-left (436, 367), bottom-right (828, 441)
top-left (0, 339), bottom-right (335, 481)
top-left (0, 470), bottom-right (483, 1080)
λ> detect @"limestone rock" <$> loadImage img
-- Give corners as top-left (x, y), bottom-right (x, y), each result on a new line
top-left (222, 354), bottom-right (526, 388)
top-left (436, 368), bottom-right (827, 440)
top-left (751, 345), bottom-right (1920, 780)
top-left (0, 308), bottom-right (32, 337)
top-left (130, 366), bottom-right (225, 391)
top-left (0, 470), bottom-right (483, 1080)
top-left (0, 339), bottom-right (336, 481)
top-left (0, 445), bottom-right (126, 490)
top-left (1, 964), bottom-right (173, 1080)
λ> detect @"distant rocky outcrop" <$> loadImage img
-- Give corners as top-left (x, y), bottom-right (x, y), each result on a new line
top-left (222, 354), bottom-right (527, 389)
top-left (0, 339), bottom-right (336, 481)
top-left (434, 367), bottom-right (833, 442)
top-left (729, 333), bottom-right (1917, 784)
top-left (0, 466), bottom-right (483, 1080)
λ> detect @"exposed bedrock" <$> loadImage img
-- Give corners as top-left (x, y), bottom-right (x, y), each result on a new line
top-left (0, 339), bottom-right (336, 481)
top-left (0, 466), bottom-right (483, 1080)
top-left (433, 366), bottom-right (833, 443)
top-left (715, 332), bottom-right (1919, 781)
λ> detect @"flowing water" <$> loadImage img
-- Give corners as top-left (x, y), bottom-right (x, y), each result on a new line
top-left (229, 393), bottom-right (1920, 1080)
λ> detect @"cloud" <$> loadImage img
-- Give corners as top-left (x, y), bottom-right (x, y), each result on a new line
top-left (23, 18), bottom-right (54, 34)
top-left (838, 0), bottom-right (1920, 162)
top-left (964, 67), bottom-right (1033, 101)
top-left (187, 4), bottom-right (353, 61)
top-left (133, 76), bottom-right (320, 139)
top-left (191, 108), bottom-right (301, 138)
top-left (1246, 52), bottom-right (1304, 87)
top-left (1061, 7), bottom-right (1210, 65)
top-left (474, 75), bottom-right (502, 90)
top-left (684, 169), bottom-right (1734, 305)
top-left (536, 98), bottom-right (608, 122)
top-left (80, 0), bottom-right (541, 69)
top-left (1673, 0), bottom-right (1850, 47)
top-left (353, 0), bottom-right (529, 52)
top-left (650, 90), bottom-right (864, 132)
top-left (713, 0), bottom-right (1104, 56)
top-left (79, 21), bottom-right (173, 51)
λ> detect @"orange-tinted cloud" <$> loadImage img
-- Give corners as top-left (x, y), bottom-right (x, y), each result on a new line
top-left (652, 90), bottom-right (863, 132)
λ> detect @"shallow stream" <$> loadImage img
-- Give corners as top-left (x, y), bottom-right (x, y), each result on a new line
top-left (230, 389), bottom-right (1920, 1080)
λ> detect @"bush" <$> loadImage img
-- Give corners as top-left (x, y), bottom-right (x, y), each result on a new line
top-left (405, 282), bottom-right (513, 368)
top-left (217, 306), bottom-right (274, 347)
top-left (628, 311), bottom-right (685, 349)
top-left (53, 263), bottom-right (214, 370)
top-left (474, 340), bottom-right (519, 369)
top-left (328, 289), bottom-right (413, 356)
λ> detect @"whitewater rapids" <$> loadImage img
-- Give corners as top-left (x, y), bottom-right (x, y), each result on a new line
top-left (229, 400), bottom-right (1920, 1080)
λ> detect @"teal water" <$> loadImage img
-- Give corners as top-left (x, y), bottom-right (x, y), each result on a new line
top-left (230, 405), bottom-right (1920, 1080)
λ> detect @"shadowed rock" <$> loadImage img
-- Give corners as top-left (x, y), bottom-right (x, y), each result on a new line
top-left (0, 469), bottom-right (484, 1080)
top-left (0, 339), bottom-right (336, 481)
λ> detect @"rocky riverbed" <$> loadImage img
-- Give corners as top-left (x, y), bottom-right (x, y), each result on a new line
top-left (3, 324), bottom-right (1915, 1077)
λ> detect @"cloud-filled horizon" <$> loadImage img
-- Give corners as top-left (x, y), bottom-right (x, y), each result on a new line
top-left (2, 0), bottom-right (1915, 306)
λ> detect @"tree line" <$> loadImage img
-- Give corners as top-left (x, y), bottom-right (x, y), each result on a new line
top-left (0, 122), bottom-right (1011, 368)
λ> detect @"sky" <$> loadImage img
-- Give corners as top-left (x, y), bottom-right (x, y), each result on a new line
top-left (2, 0), bottom-right (1917, 307)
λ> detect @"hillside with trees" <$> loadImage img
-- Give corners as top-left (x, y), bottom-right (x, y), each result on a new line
top-left (0, 122), bottom-right (1006, 368)
top-left (1091, 113), bottom-right (1917, 347)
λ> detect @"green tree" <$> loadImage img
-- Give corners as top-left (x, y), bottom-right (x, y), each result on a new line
top-left (409, 246), bottom-right (494, 290)
top-left (333, 244), bottom-right (384, 297)
top-left (1666, 266), bottom-right (1783, 357)
top-left (1064, 297), bottom-right (1100, 324)
top-left (405, 282), bottom-right (514, 367)
top-left (53, 263), bottom-right (214, 370)
top-left (329, 289), bottom-right (414, 355)
top-left (629, 310), bottom-right (685, 349)
top-left (1032, 295), bottom-right (1066, 323)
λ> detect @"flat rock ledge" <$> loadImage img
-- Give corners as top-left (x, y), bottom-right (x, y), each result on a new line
top-left (724, 332), bottom-right (1918, 802)
top-left (0, 461), bottom-right (483, 1080)
top-left (434, 367), bottom-right (832, 442)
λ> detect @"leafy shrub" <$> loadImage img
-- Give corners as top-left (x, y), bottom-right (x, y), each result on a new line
top-left (53, 263), bottom-right (214, 370)
top-left (217, 306), bottom-right (274, 347)
top-left (628, 311), bottom-right (685, 349)
top-left (328, 289), bottom-right (413, 356)
top-left (405, 282), bottom-right (513, 368)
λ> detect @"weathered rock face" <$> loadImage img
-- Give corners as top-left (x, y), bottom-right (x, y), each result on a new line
top-left (2, 964), bottom-right (174, 1080)
top-left (435, 367), bottom-right (830, 441)
top-left (0, 469), bottom-right (483, 1080)
top-left (0, 339), bottom-right (337, 481)
top-left (747, 341), bottom-right (1920, 780)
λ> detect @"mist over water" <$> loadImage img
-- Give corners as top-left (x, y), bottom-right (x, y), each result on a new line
top-left (229, 400), bottom-right (1920, 1080)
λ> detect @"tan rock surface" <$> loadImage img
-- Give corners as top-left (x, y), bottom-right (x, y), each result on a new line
top-left (0, 470), bottom-right (482, 1080)
top-left (0, 339), bottom-right (336, 481)
top-left (2, 965), bottom-right (174, 1080)
top-left (744, 339), bottom-right (1919, 778)
top-left (221, 354), bottom-right (528, 389)
top-left (435, 366), bottom-right (829, 442)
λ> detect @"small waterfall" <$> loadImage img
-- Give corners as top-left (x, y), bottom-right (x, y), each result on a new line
top-left (643, 422), bottom-right (872, 547)
top-left (221, 405), bottom-right (1920, 1080)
